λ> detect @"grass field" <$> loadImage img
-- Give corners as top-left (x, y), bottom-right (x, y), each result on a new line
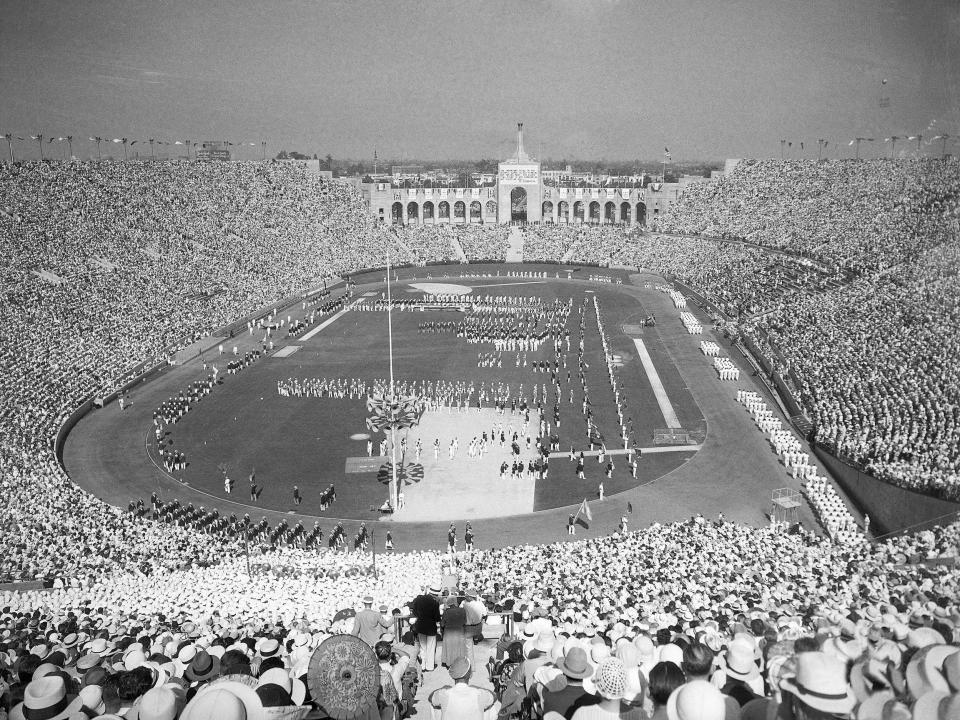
top-left (63, 264), bottom-right (826, 550)
top-left (161, 274), bottom-right (702, 520)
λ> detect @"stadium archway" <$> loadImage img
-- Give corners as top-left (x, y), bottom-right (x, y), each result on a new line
top-left (604, 201), bottom-right (615, 223)
top-left (391, 202), bottom-right (403, 225)
top-left (485, 200), bottom-right (497, 222)
top-left (423, 201), bottom-right (434, 222)
top-left (469, 201), bottom-right (482, 222)
top-left (589, 201), bottom-right (600, 224)
top-left (438, 201), bottom-right (450, 222)
top-left (454, 200), bottom-right (466, 223)
top-left (558, 201), bottom-right (570, 223)
top-left (620, 202), bottom-right (631, 223)
top-left (407, 202), bottom-right (419, 225)
top-left (510, 187), bottom-right (527, 223)
top-left (636, 202), bottom-right (647, 226)
top-left (573, 201), bottom-right (584, 223)
top-left (542, 201), bottom-right (554, 222)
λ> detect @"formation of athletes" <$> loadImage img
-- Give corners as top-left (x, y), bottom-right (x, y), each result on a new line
top-left (270, 288), bottom-right (642, 511)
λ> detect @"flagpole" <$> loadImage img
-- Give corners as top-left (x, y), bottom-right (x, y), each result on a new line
top-left (387, 247), bottom-right (398, 509)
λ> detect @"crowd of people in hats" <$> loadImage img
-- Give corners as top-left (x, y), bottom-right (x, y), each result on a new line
top-left (0, 514), bottom-right (958, 718)
top-left (391, 225), bottom-right (512, 265)
top-left (651, 158), bottom-right (960, 271)
top-left (0, 159), bottom-right (958, 718)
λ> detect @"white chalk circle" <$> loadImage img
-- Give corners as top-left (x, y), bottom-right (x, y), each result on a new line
top-left (350, 433), bottom-right (370, 441)
top-left (408, 282), bottom-right (473, 295)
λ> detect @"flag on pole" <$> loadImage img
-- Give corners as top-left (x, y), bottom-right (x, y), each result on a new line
top-left (577, 498), bottom-right (593, 522)
top-left (664, 147), bottom-right (672, 160)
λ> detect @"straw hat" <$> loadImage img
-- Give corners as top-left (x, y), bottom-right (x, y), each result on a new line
top-left (779, 652), bottom-right (856, 715)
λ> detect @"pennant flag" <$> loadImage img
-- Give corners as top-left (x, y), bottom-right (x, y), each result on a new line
top-left (849, 140), bottom-right (855, 146)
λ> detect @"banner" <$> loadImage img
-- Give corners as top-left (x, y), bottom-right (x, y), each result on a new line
top-left (498, 164), bottom-right (539, 185)
top-left (407, 189), bottom-right (417, 198)
top-left (471, 188), bottom-right (480, 198)
top-left (591, 189), bottom-right (600, 199)
top-left (559, 188), bottom-right (568, 197)
top-left (439, 189), bottom-right (448, 199)
top-left (425, 188), bottom-right (433, 198)
top-left (575, 188), bottom-right (584, 199)
top-left (455, 188), bottom-right (464, 198)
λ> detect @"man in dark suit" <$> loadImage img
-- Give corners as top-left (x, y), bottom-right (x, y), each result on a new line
top-left (409, 584), bottom-right (442, 671)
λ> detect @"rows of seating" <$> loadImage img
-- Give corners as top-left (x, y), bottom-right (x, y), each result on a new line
top-left (0, 158), bottom-right (956, 718)
top-left (651, 158), bottom-right (960, 270)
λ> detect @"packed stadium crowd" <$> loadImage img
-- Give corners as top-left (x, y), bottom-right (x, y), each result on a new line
top-left (0, 160), bottom-right (393, 585)
top-left (0, 157), bottom-right (957, 717)
top-left (751, 242), bottom-right (960, 499)
top-left (650, 158), bottom-right (960, 271)
top-left (0, 517), bottom-right (958, 718)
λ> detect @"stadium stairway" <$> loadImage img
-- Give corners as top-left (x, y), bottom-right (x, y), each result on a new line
top-left (450, 235), bottom-right (468, 263)
top-left (505, 227), bottom-right (524, 262)
top-left (560, 240), bottom-right (582, 263)
top-left (394, 233), bottom-right (417, 263)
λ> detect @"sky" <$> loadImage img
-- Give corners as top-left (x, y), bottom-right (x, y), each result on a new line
top-left (1, 0), bottom-right (958, 162)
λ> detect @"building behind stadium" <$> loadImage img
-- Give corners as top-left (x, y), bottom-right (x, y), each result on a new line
top-left (361, 126), bottom-right (727, 226)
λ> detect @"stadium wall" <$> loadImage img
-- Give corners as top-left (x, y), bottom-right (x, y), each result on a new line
top-left (812, 447), bottom-right (960, 536)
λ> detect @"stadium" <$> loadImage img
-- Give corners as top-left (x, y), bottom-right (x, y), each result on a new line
top-left (1, 2), bottom-right (959, 719)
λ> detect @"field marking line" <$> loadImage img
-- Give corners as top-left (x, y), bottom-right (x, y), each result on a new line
top-left (547, 445), bottom-right (700, 458)
top-left (632, 338), bottom-right (682, 429)
top-left (471, 280), bottom-right (548, 288)
top-left (300, 299), bottom-right (361, 341)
